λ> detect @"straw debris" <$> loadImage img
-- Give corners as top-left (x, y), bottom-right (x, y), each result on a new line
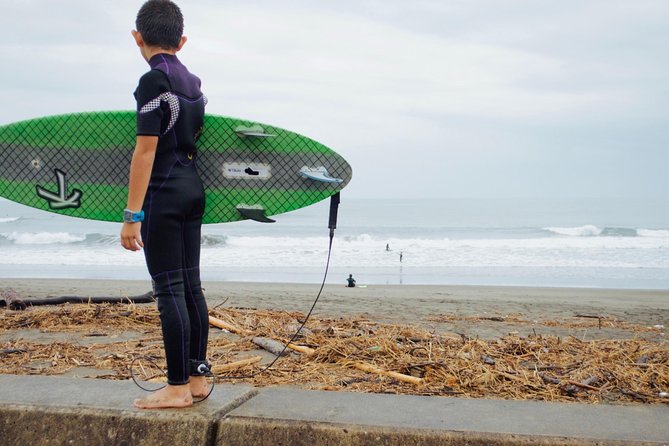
top-left (1, 303), bottom-right (667, 404)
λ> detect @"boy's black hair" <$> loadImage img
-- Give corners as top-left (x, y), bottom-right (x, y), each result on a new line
top-left (136, 0), bottom-right (184, 49)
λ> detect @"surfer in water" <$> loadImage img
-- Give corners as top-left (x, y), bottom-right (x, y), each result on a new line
top-left (120, 0), bottom-right (210, 409)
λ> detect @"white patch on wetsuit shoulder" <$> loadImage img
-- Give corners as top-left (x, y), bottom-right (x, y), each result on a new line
top-left (139, 92), bottom-right (180, 134)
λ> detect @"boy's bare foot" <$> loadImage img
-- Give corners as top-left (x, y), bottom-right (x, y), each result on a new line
top-left (134, 383), bottom-right (193, 409)
top-left (190, 376), bottom-right (210, 398)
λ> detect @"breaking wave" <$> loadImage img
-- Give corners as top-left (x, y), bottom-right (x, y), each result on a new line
top-left (544, 225), bottom-right (602, 237)
top-left (543, 225), bottom-right (668, 238)
top-left (1, 231), bottom-right (87, 245)
top-left (637, 229), bottom-right (669, 238)
top-left (0, 231), bottom-right (229, 246)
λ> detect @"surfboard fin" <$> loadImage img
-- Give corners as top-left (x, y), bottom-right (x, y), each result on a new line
top-left (234, 125), bottom-right (276, 138)
top-left (236, 205), bottom-right (276, 223)
top-left (299, 166), bottom-right (343, 184)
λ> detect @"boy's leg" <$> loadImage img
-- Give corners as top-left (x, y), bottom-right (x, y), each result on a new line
top-left (182, 215), bottom-right (210, 396)
top-left (142, 210), bottom-right (191, 386)
top-left (184, 266), bottom-right (209, 361)
top-left (182, 215), bottom-right (209, 361)
top-left (153, 268), bottom-right (191, 385)
top-left (134, 210), bottom-right (193, 409)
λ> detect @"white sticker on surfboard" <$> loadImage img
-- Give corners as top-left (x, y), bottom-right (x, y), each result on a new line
top-left (223, 162), bottom-right (271, 180)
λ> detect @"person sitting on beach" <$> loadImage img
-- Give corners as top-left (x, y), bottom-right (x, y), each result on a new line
top-left (120, 0), bottom-right (210, 409)
top-left (346, 274), bottom-right (356, 288)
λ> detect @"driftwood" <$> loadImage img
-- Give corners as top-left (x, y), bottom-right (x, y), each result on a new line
top-left (209, 315), bottom-right (314, 356)
top-left (208, 315), bottom-right (250, 335)
top-left (0, 348), bottom-right (28, 356)
top-left (564, 376), bottom-right (600, 394)
top-left (252, 337), bottom-right (289, 356)
top-left (285, 342), bottom-right (316, 355)
top-left (0, 289), bottom-right (154, 311)
top-left (539, 374), bottom-right (561, 385)
top-left (566, 379), bottom-right (600, 392)
top-left (344, 361), bottom-right (423, 385)
top-left (211, 356), bottom-right (262, 374)
top-left (620, 389), bottom-right (649, 402)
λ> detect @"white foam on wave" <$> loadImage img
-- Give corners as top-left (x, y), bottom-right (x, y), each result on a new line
top-left (1, 231), bottom-right (668, 272)
top-left (1, 231), bottom-right (86, 245)
top-left (195, 233), bottom-right (669, 269)
top-left (543, 225), bottom-right (602, 237)
top-left (0, 217), bottom-right (19, 223)
top-left (0, 244), bottom-right (144, 266)
top-left (637, 229), bottom-right (669, 238)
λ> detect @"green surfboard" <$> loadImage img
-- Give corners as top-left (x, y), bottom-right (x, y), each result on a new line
top-left (0, 111), bottom-right (352, 224)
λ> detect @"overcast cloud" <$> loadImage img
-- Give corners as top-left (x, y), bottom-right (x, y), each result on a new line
top-left (1, 0), bottom-right (667, 198)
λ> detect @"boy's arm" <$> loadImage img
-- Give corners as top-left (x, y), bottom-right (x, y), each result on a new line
top-left (120, 135), bottom-right (158, 251)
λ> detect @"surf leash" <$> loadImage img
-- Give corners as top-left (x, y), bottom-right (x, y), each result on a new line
top-left (130, 193), bottom-right (341, 402)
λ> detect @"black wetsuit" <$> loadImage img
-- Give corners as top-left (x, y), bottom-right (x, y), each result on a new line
top-left (134, 53), bottom-right (208, 385)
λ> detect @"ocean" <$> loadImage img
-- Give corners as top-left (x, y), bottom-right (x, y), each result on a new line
top-left (0, 197), bottom-right (667, 289)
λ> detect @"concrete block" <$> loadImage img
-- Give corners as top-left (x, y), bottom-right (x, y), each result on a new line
top-left (0, 375), bottom-right (256, 446)
top-left (218, 387), bottom-right (669, 445)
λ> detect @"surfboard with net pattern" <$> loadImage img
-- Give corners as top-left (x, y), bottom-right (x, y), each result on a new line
top-left (0, 111), bottom-right (352, 224)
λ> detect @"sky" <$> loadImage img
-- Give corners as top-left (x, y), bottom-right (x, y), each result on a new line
top-left (1, 0), bottom-right (667, 199)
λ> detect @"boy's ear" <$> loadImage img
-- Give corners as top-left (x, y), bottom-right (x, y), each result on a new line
top-left (176, 36), bottom-right (187, 51)
top-left (131, 30), bottom-right (144, 47)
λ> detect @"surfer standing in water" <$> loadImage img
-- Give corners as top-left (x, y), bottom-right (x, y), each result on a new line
top-left (120, 0), bottom-right (210, 409)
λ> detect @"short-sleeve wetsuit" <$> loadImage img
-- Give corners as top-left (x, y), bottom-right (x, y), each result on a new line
top-left (134, 53), bottom-right (208, 385)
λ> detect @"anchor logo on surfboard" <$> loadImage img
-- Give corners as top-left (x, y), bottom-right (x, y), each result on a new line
top-left (35, 169), bottom-right (83, 210)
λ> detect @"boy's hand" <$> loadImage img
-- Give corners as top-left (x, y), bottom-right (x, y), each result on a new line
top-left (121, 222), bottom-right (144, 251)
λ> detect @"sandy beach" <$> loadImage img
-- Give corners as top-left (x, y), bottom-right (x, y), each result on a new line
top-left (1, 278), bottom-right (667, 341)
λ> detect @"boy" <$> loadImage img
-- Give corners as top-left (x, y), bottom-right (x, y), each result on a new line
top-left (120, 0), bottom-right (209, 409)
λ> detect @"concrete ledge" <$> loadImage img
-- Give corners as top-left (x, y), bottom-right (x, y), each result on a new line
top-left (0, 375), bottom-right (256, 446)
top-left (219, 387), bottom-right (669, 446)
top-left (0, 376), bottom-right (667, 446)
top-left (2, 404), bottom-right (213, 446)
top-left (217, 418), bottom-right (648, 446)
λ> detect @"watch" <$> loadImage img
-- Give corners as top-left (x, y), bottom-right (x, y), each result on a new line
top-left (123, 209), bottom-right (144, 223)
